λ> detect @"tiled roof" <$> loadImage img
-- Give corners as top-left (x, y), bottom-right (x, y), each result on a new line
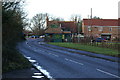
top-left (59, 21), bottom-right (77, 33)
top-left (45, 27), bottom-right (62, 33)
top-left (47, 21), bottom-right (77, 33)
top-left (83, 19), bottom-right (118, 26)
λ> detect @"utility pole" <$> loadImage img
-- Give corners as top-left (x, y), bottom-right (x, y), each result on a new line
top-left (91, 8), bottom-right (92, 19)
top-left (91, 8), bottom-right (93, 38)
top-left (78, 20), bottom-right (80, 43)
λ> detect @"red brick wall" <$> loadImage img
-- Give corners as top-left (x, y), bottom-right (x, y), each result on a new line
top-left (83, 26), bottom-right (118, 39)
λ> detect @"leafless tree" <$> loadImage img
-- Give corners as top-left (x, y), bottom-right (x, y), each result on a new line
top-left (70, 14), bottom-right (81, 22)
top-left (31, 13), bottom-right (47, 35)
top-left (51, 17), bottom-right (64, 21)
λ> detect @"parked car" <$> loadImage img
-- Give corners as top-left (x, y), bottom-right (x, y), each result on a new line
top-left (92, 37), bottom-right (107, 42)
top-left (31, 35), bottom-right (35, 38)
top-left (31, 35), bottom-right (39, 38)
top-left (34, 35), bottom-right (39, 38)
top-left (40, 35), bottom-right (45, 38)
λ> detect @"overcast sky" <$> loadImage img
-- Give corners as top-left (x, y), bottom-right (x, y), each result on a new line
top-left (24, 0), bottom-right (120, 20)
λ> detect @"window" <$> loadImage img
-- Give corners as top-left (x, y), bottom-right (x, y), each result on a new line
top-left (109, 27), bottom-right (112, 31)
top-left (60, 24), bottom-right (62, 27)
top-left (88, 26), bottom-right (91, 31)
top-left (98, 27), bottom-right (103, 31)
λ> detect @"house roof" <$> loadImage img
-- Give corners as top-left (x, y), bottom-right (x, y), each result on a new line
top-left (45, 27), bottom-right (62, 33)
top-left (59, 21), bottom-right (77, 32)
top-left (83, 19), bottom-right (118, 26)
top-left (47, 21), bottom-right (77, 33)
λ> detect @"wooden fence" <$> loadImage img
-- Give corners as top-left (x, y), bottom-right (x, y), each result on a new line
top-left (72, 37), bottom-right (119, 50)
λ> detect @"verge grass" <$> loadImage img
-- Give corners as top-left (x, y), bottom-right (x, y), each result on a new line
top-left (49, 42), bottom-right (119, 57)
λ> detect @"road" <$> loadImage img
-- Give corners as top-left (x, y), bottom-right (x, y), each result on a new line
top-left (17, 38), bottom-right (120, 79)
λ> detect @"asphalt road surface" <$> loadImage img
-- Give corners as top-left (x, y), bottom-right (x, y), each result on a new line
top-left (17, 38), bottom-right (120, 79)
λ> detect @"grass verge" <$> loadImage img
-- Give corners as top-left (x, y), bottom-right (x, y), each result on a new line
top-left (48, 42), bottom-right (119, 57)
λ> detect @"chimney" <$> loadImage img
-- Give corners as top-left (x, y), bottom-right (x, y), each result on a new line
top-left (91, 8), bottom-right (92, 19)
top-left (46, 15), bottom-right (49, 28)
top-left (118, 18), bottom-right (120, 26)
top-left (75, 16), bottom-right (77, 22)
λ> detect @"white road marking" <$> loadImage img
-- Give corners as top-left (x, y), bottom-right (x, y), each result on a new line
top-left (82, 55), bottom-right (85, 56)
top-left (52, 54), bottom-right (59, 57)
top-left (48, 53), bottom-right (59, 57)
top-left (34, 73), bottom-right (41, 75)
top-left (26, 57), bottom-right (31, 59)
top-left (34, 64), bottom-right (52, 78)
top-left (65, 58), bottom-right (83, 65)
top-left (34, 49), bottom-right (38, 51)
top-left (26, 42), bottom-right (28, 44)
top-left (32, 75), bottom-right (44, 78)
top-left (23, 56), bottom-right (53, 79)
top-left (29, 60), bottom-right (36, 63)
top-left (49, 53), bottom-right (51, 54)
top-left (96, 68), bottom-right (120, 78)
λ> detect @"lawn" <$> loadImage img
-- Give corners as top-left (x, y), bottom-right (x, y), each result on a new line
top-left (48, 42), bottom-right (119, 57)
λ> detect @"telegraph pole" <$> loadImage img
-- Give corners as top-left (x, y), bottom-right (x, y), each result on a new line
top-left (91, 8), bottom-right (93, 38)
top-left (78, 20), bottom-right (80, 43)
top-left (91, 8), bottom-right (92, 19)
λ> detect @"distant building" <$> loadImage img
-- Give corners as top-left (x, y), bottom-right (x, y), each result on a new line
top-left (82, 19), bottom-right (119, 40)
top-left (45, 17), bottom-right (78, 42)
top-left (23, 30), bottom-right (34, 36)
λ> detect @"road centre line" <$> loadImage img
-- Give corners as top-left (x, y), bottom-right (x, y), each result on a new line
top-left (65, 58), bottom-right (84, 65)
top-left (49, 53), bottom-right (51, 54)
top-left (26, 42), bottom-right (28, 44)
top-left (48, 53), bottom-right (59, 57)
top-left (52, 54), bottom-right (59, 57)
top-left (34, 50), bottom-right (37, 51)
top-left (96, 68), bottom-right (120, 78)
top-left (82, 55), bottom-right (85, 56)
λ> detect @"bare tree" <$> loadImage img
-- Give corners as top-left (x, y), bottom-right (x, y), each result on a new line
top-left (70, 14), bottom-right (81, 22)
top-left (51, 17), bottom-right (64, 21)
top-left (93, 16), bottom-right (102, 19)
top-left (31, 13), bottom-right (47, 35)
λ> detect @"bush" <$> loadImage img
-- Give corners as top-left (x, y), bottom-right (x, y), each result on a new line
top-left (2, 1), bottom-right (31, 73)
top-left (2, 46), bottom-right (32, 73)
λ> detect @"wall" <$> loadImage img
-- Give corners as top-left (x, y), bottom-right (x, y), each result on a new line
top-left (83, 26), bottom-right (119, 39)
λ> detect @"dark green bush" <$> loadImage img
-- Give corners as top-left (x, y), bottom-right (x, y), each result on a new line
top-left (2, 1), bottom-right (31, 73)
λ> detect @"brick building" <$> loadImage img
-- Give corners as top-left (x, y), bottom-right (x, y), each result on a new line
top-left (82, 19), bottom-right (119, 40)
top-left (45, 17), bottom-right (78, 42)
